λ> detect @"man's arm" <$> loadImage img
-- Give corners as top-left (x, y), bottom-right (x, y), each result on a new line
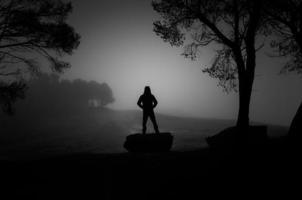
top-left (137, 96), bottom-right (143, 109)
top-left (153, 96), bottom-right (158, 108)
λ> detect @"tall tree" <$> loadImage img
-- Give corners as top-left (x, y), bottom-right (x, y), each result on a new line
top-left (265, 0), bottom-right (302, 140)
top-left (0, 0), bottom-right (80, 114)
top-left (152, 0), bottom-right (266, 128)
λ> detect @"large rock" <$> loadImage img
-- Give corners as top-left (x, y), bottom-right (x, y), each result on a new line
top-left (206, 126), bottom-right (268, 149)
top-left (124, 133), bottom-right (173, 152)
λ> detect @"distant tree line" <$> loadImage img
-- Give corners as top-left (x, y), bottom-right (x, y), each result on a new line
top-left (11, 73), bottom-right (114, 116)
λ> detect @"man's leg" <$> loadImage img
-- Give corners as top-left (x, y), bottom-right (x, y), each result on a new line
top-left (150, 111), bottom-right (159, 133)
top-left (142, 111), bottom-right (148, 134)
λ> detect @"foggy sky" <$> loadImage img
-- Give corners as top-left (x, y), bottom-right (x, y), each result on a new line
top-left (62, 0), bottom-right (302, 126)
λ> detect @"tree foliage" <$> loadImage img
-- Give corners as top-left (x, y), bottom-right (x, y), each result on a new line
top-left (0, 0), bottom-right (80, 114)
top-left (0, 81), bottom-right (26, 114)
top-left (265, 0), bottom-right (302, 74)
top-left (153, 0), bottom-right (266, 92)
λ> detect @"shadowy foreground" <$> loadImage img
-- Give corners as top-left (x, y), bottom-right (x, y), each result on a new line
top-left (0, 136), bottom-right (300, 200)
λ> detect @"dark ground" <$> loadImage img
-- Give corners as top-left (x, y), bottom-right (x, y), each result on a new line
top-left (0, 136), bottom-right (300, 200)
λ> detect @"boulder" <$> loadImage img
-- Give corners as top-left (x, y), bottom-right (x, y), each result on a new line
top-left (124, 133), bottom-right (173, 152)
top-left (206, 126), bottom-right (268, 149)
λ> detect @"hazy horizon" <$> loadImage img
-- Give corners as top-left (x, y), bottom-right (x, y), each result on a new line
top-left (42, 0), bottom-right (301, 127)
top-left (3, 0), bottom-right (300, 127)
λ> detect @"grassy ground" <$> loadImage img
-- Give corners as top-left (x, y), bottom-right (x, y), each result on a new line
top-left (0, 109), bottom-right (293, 199)
top-left (0, 109), bottom-right (288, 159)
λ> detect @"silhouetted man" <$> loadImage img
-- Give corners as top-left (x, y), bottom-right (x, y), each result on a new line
top-left (137, 86), bottom-right (160, 134)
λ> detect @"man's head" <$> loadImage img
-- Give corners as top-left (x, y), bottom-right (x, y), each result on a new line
top-left (144, 86), bottom-right (151, 95)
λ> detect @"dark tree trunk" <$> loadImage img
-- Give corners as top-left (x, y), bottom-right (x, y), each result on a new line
top-left (233, 43), bottom-right (256, 129)
top-left (289, 29), bottom-right (302, 142)
top-left (236, 73), bottom-right (253, 128)
top-left (235, 1), bottom-right (258, 128)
